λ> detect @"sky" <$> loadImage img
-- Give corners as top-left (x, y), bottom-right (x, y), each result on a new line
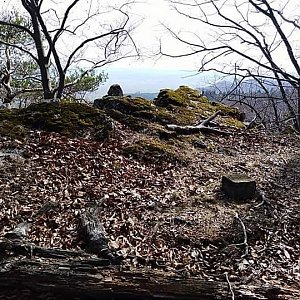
top-left (3, 0), bottom-right (299, 95)
top-left (3, 0), bottom-right (207, 94)
top-left (98, 0), bottom-right (213, 95)
top-left (96, 0), bottom-right (212, 94)
top-left (96, 67), bottom-right (216, 96)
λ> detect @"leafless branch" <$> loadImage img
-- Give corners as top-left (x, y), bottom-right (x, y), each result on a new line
top-left (234, 213), bottom-right (249, 257)
top-left (224, 272), bottom-right (235, 300)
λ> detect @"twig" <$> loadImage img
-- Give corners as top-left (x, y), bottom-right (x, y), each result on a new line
top-left (224, 272), bottom-right (235, 300)
top-left (254, 188), bottom-right (275, 218)
top-left (254, 188), bottom-right (268, 208)
top-left (234, 213), bottom-right (249, 257)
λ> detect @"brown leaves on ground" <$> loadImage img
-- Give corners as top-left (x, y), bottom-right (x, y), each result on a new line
top-left (0, 124), bottom-right (299, 289)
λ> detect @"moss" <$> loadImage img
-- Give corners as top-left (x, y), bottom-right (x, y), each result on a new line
top-left (0, 85), bottom-right (245, 144)
top-left (0, 120), bottom-right (28, 139)
top-left (16, 102), bottom-right (105, 136)
top-left (93, 87), bottom-right (245, 132)
top-left (0, 102), bottom-right (113, 140)
top-left (154, 86), bottom-right (208, 108)
top-left (123, 138), bottom-right (182, 163)
top-left (95, 96), bottom-right (154, 114)
top-left (222, 117), bottom-right (246, 128)
top-left (105, 109), bottom-right (149, 131)
top-left (0, 108), bottom-right (18, 123)
top-left (210, 102), bottom-right (241, 119)
top-left (154, 89), bottom-right (186, 107)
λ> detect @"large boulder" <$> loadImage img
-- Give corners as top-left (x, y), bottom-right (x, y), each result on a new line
top-left (154, 86), bottom-right (205, 108)
top-left (94, 84), bottom-right (124, 109)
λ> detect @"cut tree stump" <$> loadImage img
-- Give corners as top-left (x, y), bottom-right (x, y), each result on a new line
top-left (222, 173), bottom-right (256, 201)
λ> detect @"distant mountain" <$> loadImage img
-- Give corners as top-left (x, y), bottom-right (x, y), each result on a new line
top-left (129, 92), bottom-right (158, 100)
top-left (200, 78), bottom-right (285, 94)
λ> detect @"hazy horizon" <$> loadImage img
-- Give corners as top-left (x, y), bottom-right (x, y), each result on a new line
top-left (95, 67), bottom-right (218, 97)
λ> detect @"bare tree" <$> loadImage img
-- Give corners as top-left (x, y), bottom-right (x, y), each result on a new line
top-left (0, 0), bottom-right (138, 101)
top-left (162, 0), bottom-right (300, 131)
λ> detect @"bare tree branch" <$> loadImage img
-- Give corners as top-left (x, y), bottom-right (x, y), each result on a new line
top-left (164, 0), bottom-right (300, 131)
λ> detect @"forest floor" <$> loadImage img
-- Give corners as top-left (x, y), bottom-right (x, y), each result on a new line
top-left (0, 120), bottom-right (299, 291)
top-left (0, 86), bottom-right (300, 299)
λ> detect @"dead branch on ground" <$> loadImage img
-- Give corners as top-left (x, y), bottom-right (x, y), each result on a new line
top-left (166, 110), bottom-right (230, 135)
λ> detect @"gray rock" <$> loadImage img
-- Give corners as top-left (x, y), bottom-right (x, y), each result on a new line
top-left (107, 84), bottom-right (123, 96)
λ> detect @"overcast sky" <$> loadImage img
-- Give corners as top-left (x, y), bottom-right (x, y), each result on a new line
top-left (3, 0), bottom-right (299, 94)
top-left (3, 0), bottom-right (205, 93)
top-left (99, 0), bottom-right (210, 93)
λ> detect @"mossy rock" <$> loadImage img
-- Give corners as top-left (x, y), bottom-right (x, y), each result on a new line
top-left (0, 102), bottom-right (113, 140)
top-left (153, 86), bottom-right (244, 123)
top-left (154, 89), bottom-right (186, 107)
top-left (0, 120), bottom-right (28, 139)
top-left (123, 138), bottom-right (182, 163)
top-left (104, 109), bottom-right (150, 131)
top-left (94, 96), bottom-right (154, 114)
top-left (154, 86), bottom-right (208, 108)
top-left (93, 86), bottom-right (245, 134)
top-left (94, 96), bottom-right (178, 130)
top-left (20, 102), bottom-right (108, 137)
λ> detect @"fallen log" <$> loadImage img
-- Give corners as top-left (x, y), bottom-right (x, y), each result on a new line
top-left (0, 238), bottom-right (104, 260)
top-left (0, 237), bottom-right (298, 300)
top-left (0, 256), bottom-right (298, 300)
top-left (166, 110), bottom-right (230, 135)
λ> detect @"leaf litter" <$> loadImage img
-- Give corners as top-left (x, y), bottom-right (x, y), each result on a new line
top-left (0, 123), bottom-right (299, 290)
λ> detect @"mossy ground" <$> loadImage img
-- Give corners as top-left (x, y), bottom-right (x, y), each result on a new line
top-left (0, 86), bottom-right (245, 161)
top-left (123, 138), bottom-right (183, 163)
top-left (0, 102), bottom-right (112, 140)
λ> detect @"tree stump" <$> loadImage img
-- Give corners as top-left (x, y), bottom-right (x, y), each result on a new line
top-left (222, 173), bottom-right (256, 201)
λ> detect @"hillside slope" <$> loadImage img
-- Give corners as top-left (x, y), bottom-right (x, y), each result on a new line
top-left (0, 86), bottom-right (299, 298)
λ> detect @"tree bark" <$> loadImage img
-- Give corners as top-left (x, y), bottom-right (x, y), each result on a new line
top-left (0, 238), bottom-right (298, 299)
top-left (0, 253), bottom-right (298, 299)
top-left (22, 1), bottom-right (53, 100)
top-left (79, 209), bottom-right (115, 260)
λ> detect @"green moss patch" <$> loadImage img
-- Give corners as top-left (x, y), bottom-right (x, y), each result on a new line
top-left (0, 85), bottom-right (245, 143)
top-left (0, 102), bottom-right (112, 140)
top-left (0, 120), bottom-right (28, 139)
top-left (92, 86), bottom-right (246, 137)
top-left (94, 96), bottom-right (154, 114)
top-left (123, 138), bottom-right (182, 163)
top-left (154, 86), bottom-right (209, 108)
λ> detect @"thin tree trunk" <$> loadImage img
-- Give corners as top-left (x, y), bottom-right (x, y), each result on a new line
top-left (296, 84), bottom-right (300, 131)
top-left (24, 5), bottom-right (53, 100)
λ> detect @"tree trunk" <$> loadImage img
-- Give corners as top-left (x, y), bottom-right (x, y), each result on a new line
top-left (296, 84), bottom-right (300, 131)
top-left (23, 4), bottom-right (53, 100)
